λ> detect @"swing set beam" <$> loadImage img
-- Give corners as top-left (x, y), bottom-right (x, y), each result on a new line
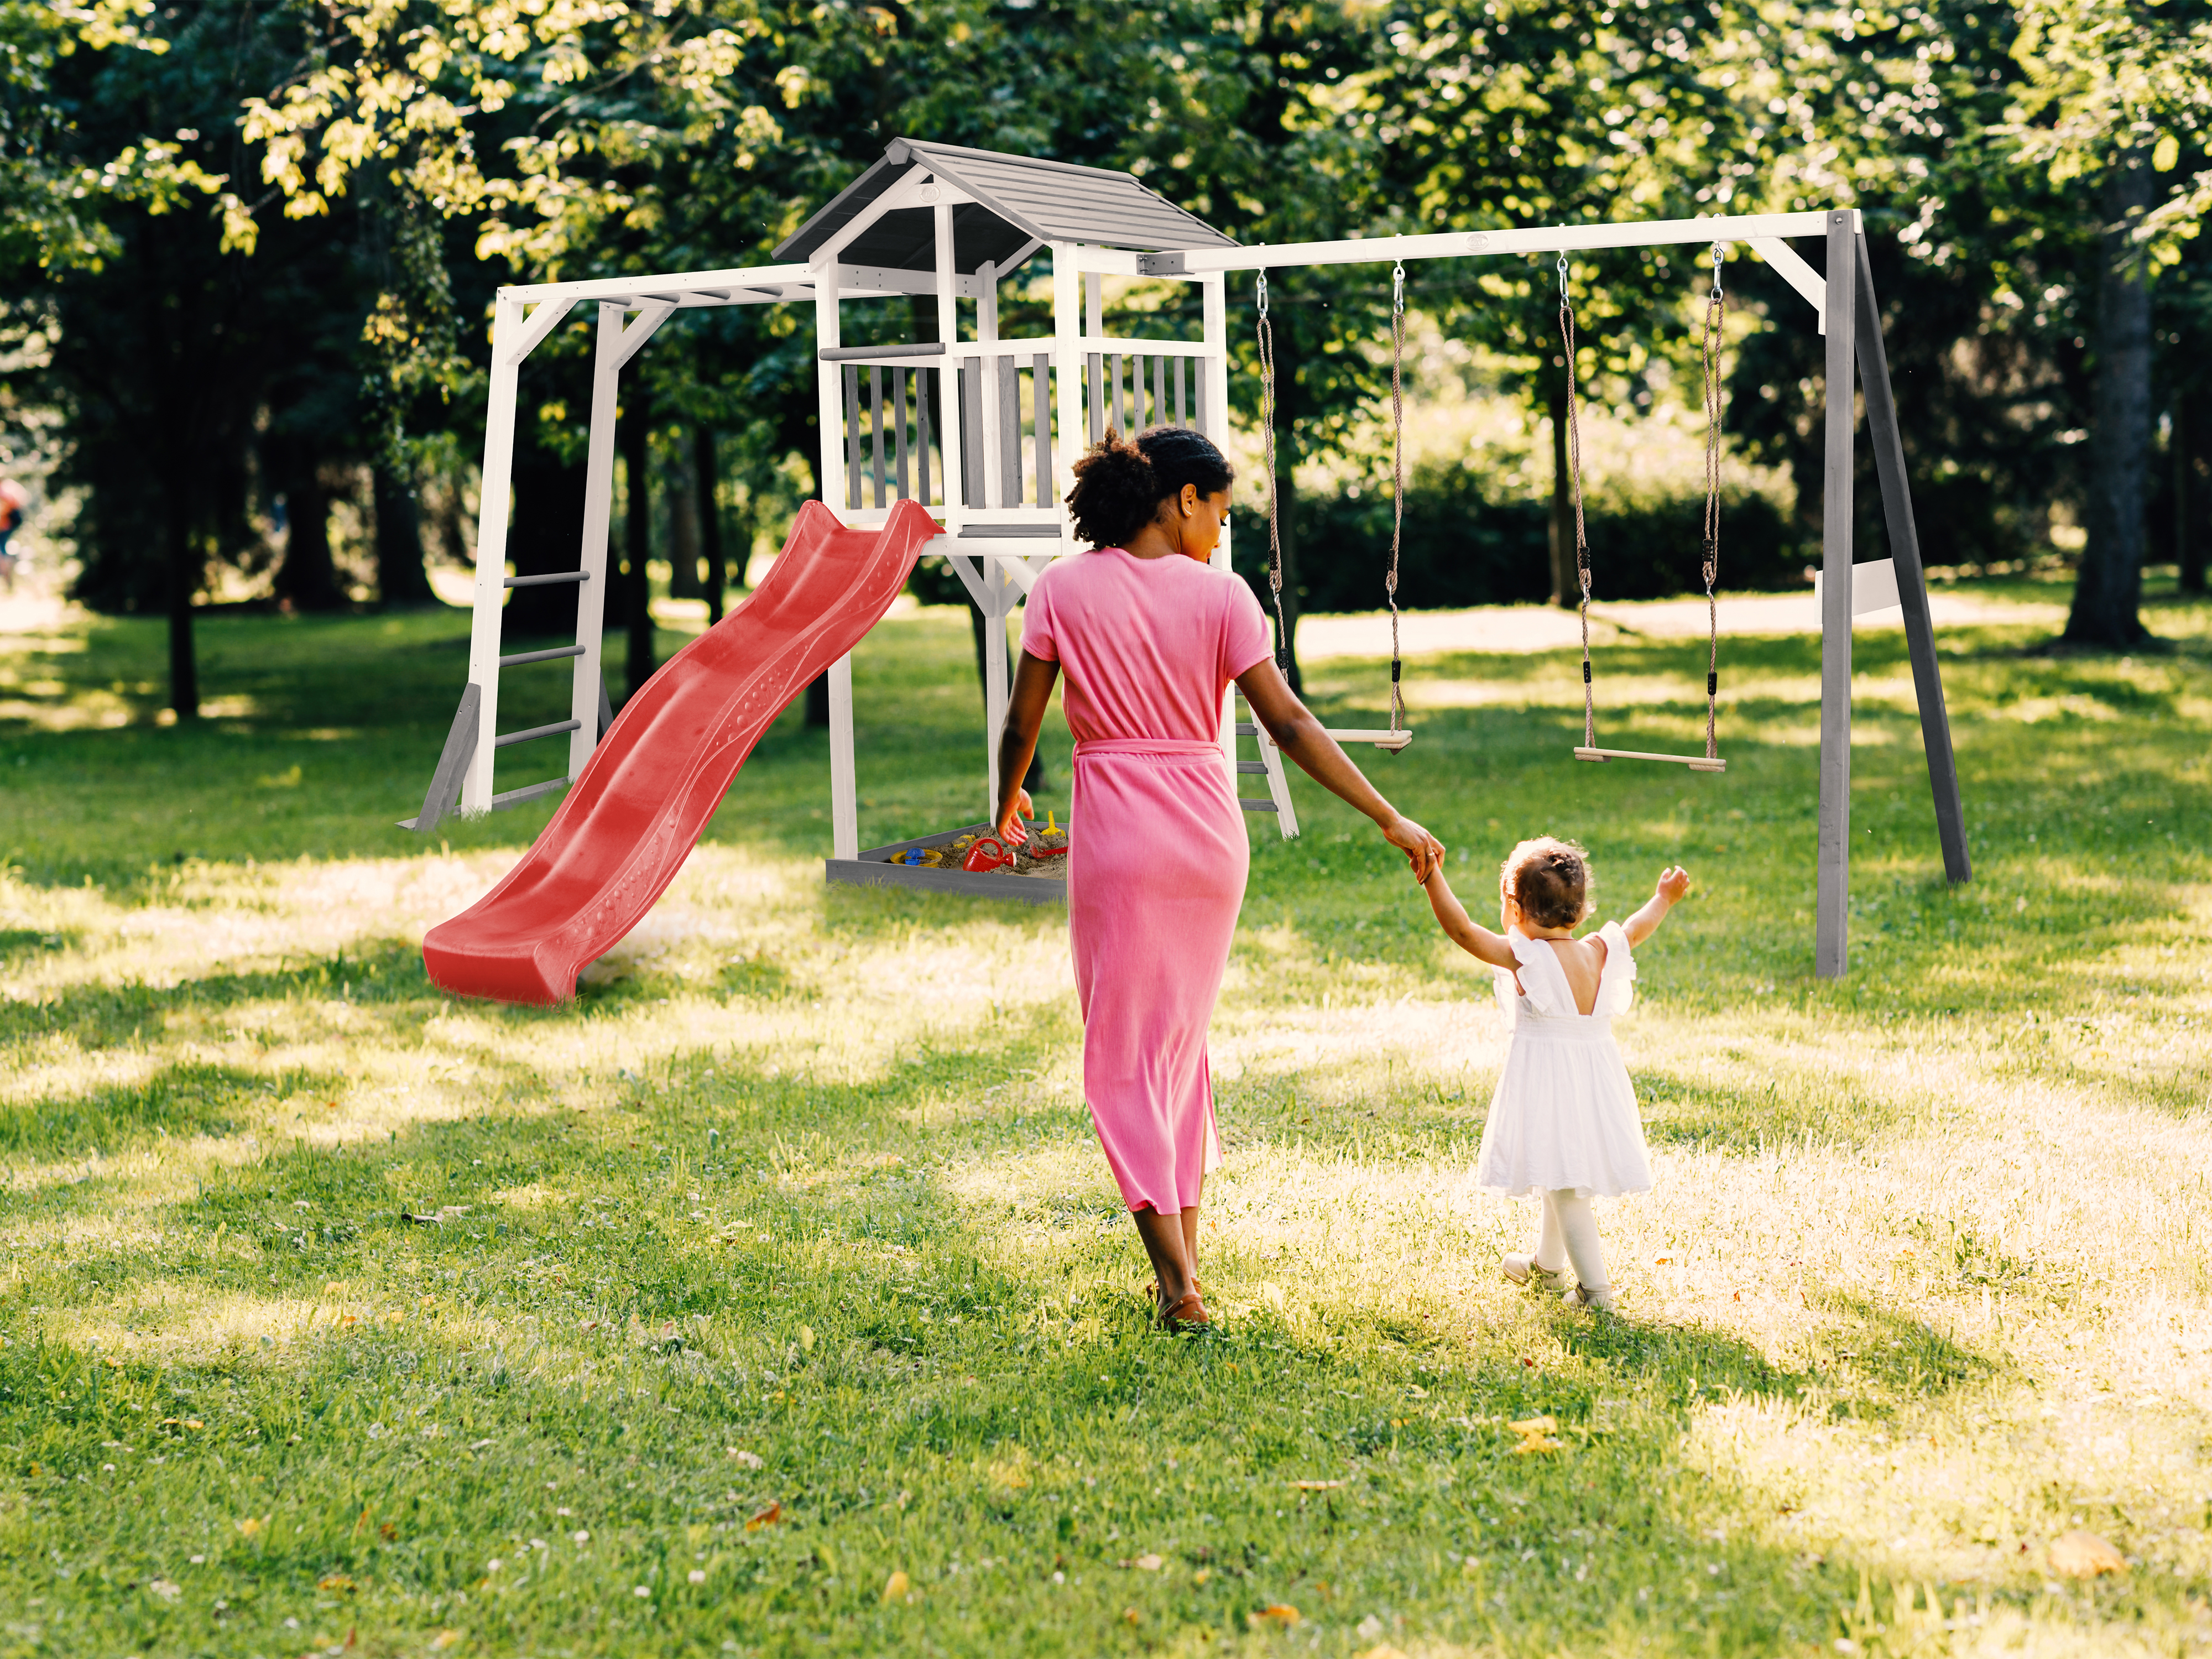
top-left (1200, 204), bottom-right (1969, 982)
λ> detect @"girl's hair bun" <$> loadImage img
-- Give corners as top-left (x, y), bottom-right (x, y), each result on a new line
top-left (1500, 836), bottom-right (1593, 930)
top-left (1065, 425), bottom-right (1234, 549)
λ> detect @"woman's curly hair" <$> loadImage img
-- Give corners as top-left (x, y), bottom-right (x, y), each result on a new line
top-left (1065, 425), bottom-right (1235, 549)
top-left (1500, 837), bottom-right (1594, 930)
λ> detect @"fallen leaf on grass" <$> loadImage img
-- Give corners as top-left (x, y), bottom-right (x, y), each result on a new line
top-left (1360, 1647), bottom-right (1411, 1659)
top-left (745, 1502), bottom-right (782, 1531)
top-left (1248, 1604), bottom-right (1301, 1627)
top-left (428, 1632), bottom-right (462, 1651)
top-left (1117, 1553), bottom-right (1163, 1571)
top-left (881, 1570), bottom-right (910, 1603)
top-left (1507, 1416), bottom-right (1557, 1436)
top-left (1288, 1480), bottom-right (1343, 1491)
top-left (2049, 1531), bottom-right (2126, 1577)
top-left (147, 1579), bottom-right (181, 1600)
top-left (318, 1574), bottom-right (356, 1593)
top-left (726, 1448), bottom-right (764, 1469)
top-left (236, 1516), bottom-right (267, 1539)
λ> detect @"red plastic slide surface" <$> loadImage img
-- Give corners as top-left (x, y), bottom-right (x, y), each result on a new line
top-left (424, 498), bottom-right (939, 1004)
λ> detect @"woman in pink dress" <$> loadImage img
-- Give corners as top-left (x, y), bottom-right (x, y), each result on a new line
top-left (994, 427), bottom-right (1443, 1330)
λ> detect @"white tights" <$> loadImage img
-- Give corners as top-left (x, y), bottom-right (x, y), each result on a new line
top-left (1532, 1189), bottom-right (1610, 1295)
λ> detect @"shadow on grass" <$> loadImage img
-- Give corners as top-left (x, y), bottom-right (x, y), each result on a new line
top-left (0, 1059), bottom-right (345, 1162)
top-left (0, 937), bottom-right (440, 1055)
top-left (1637, 1067), bottom-right (1902, 1155)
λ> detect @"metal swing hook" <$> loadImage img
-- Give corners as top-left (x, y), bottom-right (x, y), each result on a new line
top-left (1556, 251), bottom-right (1569, 289)
top-left (1710, 240), bottom-right (1724, 298)
top-left (1391, 260), bottom-right (1405, 316)
top-left (1256, 270), bottom-right (1269, 321)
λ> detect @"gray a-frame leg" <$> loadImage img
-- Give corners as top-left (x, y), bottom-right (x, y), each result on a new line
top-left (1853, 234), bottom-right (1970, 886)
top-left (1817, 212), bottom-right (1858, 978)
top-left (1815, 216), bottom-right (1974, 978)
top-left (402, 683), bottom-right (482, 834)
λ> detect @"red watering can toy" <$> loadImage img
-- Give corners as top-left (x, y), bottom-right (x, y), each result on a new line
top-left (961, 836), bottom-right (1014, 873)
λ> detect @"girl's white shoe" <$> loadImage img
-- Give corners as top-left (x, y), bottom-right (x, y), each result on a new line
top-left (1562, 1282), bottom-right (1616, 1313)
top-left (1501, 1253), bottom-right (1571, 1289)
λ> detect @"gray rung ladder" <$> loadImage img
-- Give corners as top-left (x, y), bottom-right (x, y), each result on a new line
top-left (1234, 698), bottom-right (1298, 837)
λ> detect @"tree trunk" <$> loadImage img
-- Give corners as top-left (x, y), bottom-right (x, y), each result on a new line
top-left (805, 671), bottom-right (829, 727)
top-left (165, 484), bottom-right (199, 719)
top-left (1547, 381), bottom-right (1573, 608)
top-left (274, 470), bottom-right (345, 611)
top-left (2179, 389), bottom-right (2208, 597)
top-left (696, 425), bottom-right (726, 624)
top-left (2065, 158), bottom-right (2155, 648)
top-left (373, 463), bottom-right (434, 606)
top-left (505, 420), bottom-right (588, 637)
top-left (622, 383), bottom-right (656, 700)
top-left (666, 430), bottom-right (701, 598)
top-left (1270, 317), bottom-right (1304, 694)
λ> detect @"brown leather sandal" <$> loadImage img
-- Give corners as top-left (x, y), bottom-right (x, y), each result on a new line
top-left (1159, 1290), bottom-right (1212, 1331)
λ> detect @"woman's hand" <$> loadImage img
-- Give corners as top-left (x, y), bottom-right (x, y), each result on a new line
top-left (1381, 814), bottom-right (1444, 883)
top-left (996, 788), bottom-right (1035, 847)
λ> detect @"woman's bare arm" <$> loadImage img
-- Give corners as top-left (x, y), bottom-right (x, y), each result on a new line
top-left (993, 649), bottom-right (1061, 842)
top-left (1421, 866), bottom-right (1519, 968)
top-left (1234, 657), bottom-right (1443, 881)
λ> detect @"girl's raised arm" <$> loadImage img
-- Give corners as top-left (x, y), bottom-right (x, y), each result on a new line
top-left (1422, 867), bottom-right (1519, 968)
top-left (1621, 865), bottom-right (1692, 947)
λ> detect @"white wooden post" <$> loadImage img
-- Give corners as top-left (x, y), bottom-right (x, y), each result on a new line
top-left (815, 265), bottom-right (860, 862)
top-left (934, 201), bottom-right (964, 520)
top-left (566, 302), bottom-right (625, 779)
top-left (1052, 243), bottom-right (1083, 510)
top-left (978, 259), bottom-right (1003, 509)
top-left (1202, 272), bottom-right (1239, 800)
top-left (463, 295), bottom-right (526, 812)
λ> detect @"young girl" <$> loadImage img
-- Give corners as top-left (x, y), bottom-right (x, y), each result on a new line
top-left (1420, 839), bottom-right (1690, 1311)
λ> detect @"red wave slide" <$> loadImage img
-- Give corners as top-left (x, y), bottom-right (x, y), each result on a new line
top-left (424, 498), bottom-right (940, 1004)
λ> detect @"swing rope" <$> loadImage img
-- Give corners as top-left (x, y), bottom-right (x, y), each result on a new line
top-left (1387, 260), bottom-right (1406, 735)
top-left (1257, 270), bottom-right (1291, 676)
top-left (1699, 241), bottom-right (1725, 764)
top-left (1561, 246), bottom-right (1728, 774)
top-left (1559, 254), bottom-right (1596, 752)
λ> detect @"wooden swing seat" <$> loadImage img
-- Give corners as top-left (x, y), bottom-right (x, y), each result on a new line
top-left (1573, 745), bottom-right (1725, 773)
top-left (1324, 727), bottom-right (1414, 752)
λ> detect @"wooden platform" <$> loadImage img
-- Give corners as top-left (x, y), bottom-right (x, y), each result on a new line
top-left (825, 821), bottom-right (1069, 905)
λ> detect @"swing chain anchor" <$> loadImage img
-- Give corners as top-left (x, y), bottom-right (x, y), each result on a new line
top-left (1710, 239), bottom-right (1724, 297)
top-left (1256, 270), bottom-right (1269, 321)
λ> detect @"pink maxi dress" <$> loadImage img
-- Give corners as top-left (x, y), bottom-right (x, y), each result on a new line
top-left (1020, 548), bottom-right (1273, 1214)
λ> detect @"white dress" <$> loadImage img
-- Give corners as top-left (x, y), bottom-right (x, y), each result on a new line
top-left (1474, 922), bottom-right (1654, 1198)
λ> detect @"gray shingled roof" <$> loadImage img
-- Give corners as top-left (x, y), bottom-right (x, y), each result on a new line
top-left (774, 138), bottom-right (1235, 273)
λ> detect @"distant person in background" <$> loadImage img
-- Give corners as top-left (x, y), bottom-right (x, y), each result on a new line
top-left (0, 479), bottom-right (27, 594)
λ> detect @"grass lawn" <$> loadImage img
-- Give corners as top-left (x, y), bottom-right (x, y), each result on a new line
top-left (0, 572), bottom-right (2208, 1658)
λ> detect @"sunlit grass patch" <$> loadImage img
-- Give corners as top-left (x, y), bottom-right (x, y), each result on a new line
top-left (0, 580), bottom-right (2207, 1655)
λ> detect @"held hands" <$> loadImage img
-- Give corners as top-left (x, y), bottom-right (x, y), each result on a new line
top-left (1655, 864), bottom-right (1692, 906)
top-left (995, 788), bottom-right (1035, 848)
top-left (1381, 814), bottom-right (1445, 883)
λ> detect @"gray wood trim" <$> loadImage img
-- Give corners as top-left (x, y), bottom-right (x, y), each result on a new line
top-left (490, 776), bottom-right (571, 811)
top-left (1854, 232), bottom-right (1970, 887)
top-left (820, 341), bottom-right (948, 361)
top-left (825, 819), bottom-right (1070, 905)
top-left (843, 364), bottom-right (863, 509)
top-left (498, 644), bottom-right (585, 667)
top-left (504, 570), bottom-right (589, 588)
top-left (1033, 353), bottom-right (1052, 505)
top-left (494, 718), bottom-right (582, 749)
top-left (895, 367), bottom-right (912, 499)
top-left (1817, 210), bottom-right (1859, 979)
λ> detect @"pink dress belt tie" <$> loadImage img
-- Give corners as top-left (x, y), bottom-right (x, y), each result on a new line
top-left (1073, 739), bottom-right (1222, 758)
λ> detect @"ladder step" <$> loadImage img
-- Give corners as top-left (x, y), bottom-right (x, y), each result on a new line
top-left (1235, 761), bottom-right (1268, 774)
top-left (1234, 722), bottom-right (1259, 736)
top-left (494, 718), bottom-right (582, 749)
top-left (1239, 799), bottom-right (1279, 813)
top-left (505, 571), bottom-right (590, 588)
top-left (491, 776), bottom-right (571, 810)
top-left (498, 645), bottom-right (586, 667)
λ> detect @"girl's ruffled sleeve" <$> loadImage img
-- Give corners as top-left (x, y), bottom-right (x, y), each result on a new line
top-left (1595, 921), bottom-right (1638, 1016)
